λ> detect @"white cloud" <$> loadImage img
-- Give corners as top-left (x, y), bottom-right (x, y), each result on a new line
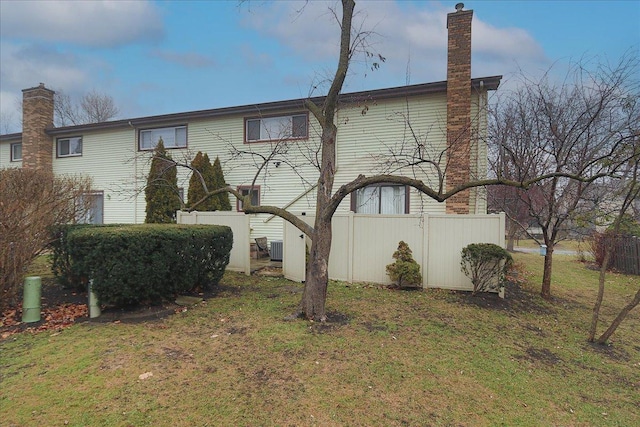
top-left (0, 0), bottom-right (163, 48)
top-left (241, 1), bottom-right (549, 88)
top-left (0, 43), bottom-right (91, 92)
top-left (0, 42), bottom-right (112, 132)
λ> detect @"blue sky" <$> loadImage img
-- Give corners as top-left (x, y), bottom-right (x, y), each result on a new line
top-left (1, 0), bottom-right (638, 134)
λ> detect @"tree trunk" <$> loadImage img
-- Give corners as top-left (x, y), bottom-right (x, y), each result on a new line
top-left (300, 119), bottom-right (338, 321)
top-left (597, 286), bottom-right (640, 344)
top-left (588, 246), bottom-right (613, 342)
top-left (301, 219), bottom-right (332, 321)
top-left (541, 243), bottom-right (554, 299)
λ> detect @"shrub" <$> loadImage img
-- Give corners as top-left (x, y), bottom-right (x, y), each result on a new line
top-left (386, 241), bottom-right (422, 288)
top-left (187, 153), bottom-right (231, 211)
top-left (460, 243), bottom-right (513, 295)
top-left (65, 224), bottom-right (232, 306)
top-left (145, 139), bottom-right (181, 223)
top-left (49, 224), bottom-right (123, 290)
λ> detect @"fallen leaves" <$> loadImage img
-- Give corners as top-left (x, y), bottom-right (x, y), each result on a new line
top-left (0, 302), bottom-right (88, 340)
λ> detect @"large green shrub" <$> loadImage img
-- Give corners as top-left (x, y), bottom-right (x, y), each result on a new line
top-left (50, 224), bottom-right (111, 290)
top-left (65, 224), bottom-right (232, 306)
top-left (386, 241), bottom-right (422, 288)
top-left (187, 153), bottom-right (231, 211)
top-left (460, 243), bottom-right (513, 295)
top-left (145, 139), bottom-right (181, 223)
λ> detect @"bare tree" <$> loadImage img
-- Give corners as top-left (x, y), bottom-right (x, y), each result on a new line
top-left (153, 0), bottom-right (628, 321)
top-left (0, 111), bottom-right (19, 134)
top-left (81, 90), bottom-right (119, 123)
top-left (588, 135), bottom-right (640, 344)
top-left (54, 89), bottom-right (119, 127)
top-left (0, 168), bottom-right (93, 311)
top-left (488, 54), bottom-right (640, 299)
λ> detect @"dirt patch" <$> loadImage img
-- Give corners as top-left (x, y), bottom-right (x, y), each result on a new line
top-left (520, 347), bottom-right (563, 365)
top-left (449, 280), bottom-right (556, 316)
top-left (309, 311), bottom-right (350, 333)
top-left (0, 278), bottom-right (219, 339)
top-left (585, 342), bottom-right (631, 362)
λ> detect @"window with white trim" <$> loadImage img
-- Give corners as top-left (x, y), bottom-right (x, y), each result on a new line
top-left (351, 184), bottom-right (409, 214)
top-left (77, 192), bottom-right (104, 224)
top-left (10, 143), bottom-right (22, 161)
top-left (237, 185), bottom-right (260, 212)
top-left (139, 126), bottom-right (187, 150)
top-left (245, 113), bottom-right (308, 142)
top-left (57, 136), bottom-right (83, 157)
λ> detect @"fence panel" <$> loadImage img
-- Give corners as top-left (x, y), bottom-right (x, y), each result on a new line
top-left (426, 215), bottom-right (505, 290)
top-left (612, 236), bottom-right (640, 275)
top-left (283, 213), bottom-right (505, 291)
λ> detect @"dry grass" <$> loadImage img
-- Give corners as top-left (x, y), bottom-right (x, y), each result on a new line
top-left (1, 254), bottom-right (638, 426)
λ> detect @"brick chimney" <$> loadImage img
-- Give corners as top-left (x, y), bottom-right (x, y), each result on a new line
top-left (445, 3), bottom-right (473, 214)
top-left (22, 83), bottom-right (55, 171)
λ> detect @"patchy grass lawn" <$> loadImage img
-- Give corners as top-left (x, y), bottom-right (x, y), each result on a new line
top-left (1, 254), bottom-right (638, 426)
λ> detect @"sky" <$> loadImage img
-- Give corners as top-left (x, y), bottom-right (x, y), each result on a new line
top-left (1, 0), bottom-right (638, 134)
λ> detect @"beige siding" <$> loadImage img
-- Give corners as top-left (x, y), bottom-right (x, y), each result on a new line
top-left (53, 128), bottom-right (140, 223)
top-left (0, 141), bottom-right (22, 169)
top-left (334, 93), bottom-right (449, 215)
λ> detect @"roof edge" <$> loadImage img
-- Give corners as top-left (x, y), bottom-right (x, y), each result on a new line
top-left (1, 76), bottom-right (502, 138)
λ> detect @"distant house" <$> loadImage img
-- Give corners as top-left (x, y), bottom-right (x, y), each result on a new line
top-left (0, 6), bottom-right (500, 244)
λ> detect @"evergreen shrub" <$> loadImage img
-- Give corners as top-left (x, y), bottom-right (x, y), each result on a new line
top-left (386, 241), bottom-right (422, 288)
top-left (145, 139), bottom-right (181, 223)
top-left (63, 224), bottom-right (232, 306)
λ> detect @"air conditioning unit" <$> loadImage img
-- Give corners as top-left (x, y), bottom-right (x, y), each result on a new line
top-left (270, 240), bottom-right (283, 261)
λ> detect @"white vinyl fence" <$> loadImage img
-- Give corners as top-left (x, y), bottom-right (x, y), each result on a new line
top-left (283, 212), bottom-right (506, 291)
top-left (177, 211), bottom-right (506, 292)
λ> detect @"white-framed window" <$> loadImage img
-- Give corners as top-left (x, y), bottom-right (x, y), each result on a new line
top-left (57, 136), bottom-right (83, 157)
top-left (245, 113), bottom-right (308, 142)
top-left (237, 185), bottom-right (260, 212)
top-left (351, 184), bottom-right (409, 214)
top-left (139, 125), bottom-right (187, 150)
top-left (10, 143), bottom-right (22, 161)
top-left (77, 192), bottom-right (104, 224)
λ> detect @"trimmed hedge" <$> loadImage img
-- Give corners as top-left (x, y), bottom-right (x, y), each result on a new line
top-left (50, 224), bottom-right (121, 290)
top-left (60, 224), bottom-right (232, 306)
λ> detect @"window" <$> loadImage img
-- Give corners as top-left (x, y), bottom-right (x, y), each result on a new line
top-left (10, 143), bottom-right (22, 161)
top-left (351, 184), bottom-right (409, 214)
top-left (77, 192), bottom-right (104, 224)
top-left (139, 126), bottom-right (187, 150)
top-left (57, 136), bottom-right (82, 157)
top-left (237, 185), bottom-right (260, 212)
top-left (245, 113), bottom-right (308, 142)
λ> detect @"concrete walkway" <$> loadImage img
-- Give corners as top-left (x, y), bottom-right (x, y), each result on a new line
top-left (514, 247), bottom-right (578, 256)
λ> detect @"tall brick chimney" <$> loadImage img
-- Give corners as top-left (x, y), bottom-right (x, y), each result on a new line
top-left (445, 3), bottom-right (472, 214)
top-left (22, 83), bottom-right (55, 171)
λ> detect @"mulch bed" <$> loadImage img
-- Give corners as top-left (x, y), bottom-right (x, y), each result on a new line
top-left (0, 279), bottom-right (215, 340)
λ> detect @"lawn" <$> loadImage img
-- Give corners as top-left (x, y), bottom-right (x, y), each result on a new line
top-left (1, 253), bottom-right (638, 426)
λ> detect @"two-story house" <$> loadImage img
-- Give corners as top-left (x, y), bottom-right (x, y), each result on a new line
top-left (0, 6), bottom-right (500, 244)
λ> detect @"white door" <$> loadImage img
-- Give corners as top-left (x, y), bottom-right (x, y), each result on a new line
top-left (283, 220), bottom-right (306, 282)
